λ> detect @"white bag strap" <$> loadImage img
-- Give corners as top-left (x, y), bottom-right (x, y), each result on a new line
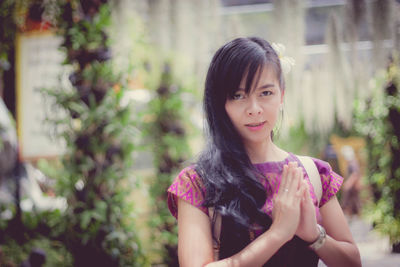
top-left (298, 155), bottom-right (322, 206)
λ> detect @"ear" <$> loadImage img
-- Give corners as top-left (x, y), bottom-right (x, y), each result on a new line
top-left (280, 89), bottom-right (285, 104)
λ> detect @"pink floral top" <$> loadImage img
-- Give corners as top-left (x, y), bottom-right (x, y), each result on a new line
top-left (167, 153), bottom-right (343, 228)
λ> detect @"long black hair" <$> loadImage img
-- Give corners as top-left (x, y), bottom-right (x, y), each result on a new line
top-left (195, 37), bottom-right (285, 258)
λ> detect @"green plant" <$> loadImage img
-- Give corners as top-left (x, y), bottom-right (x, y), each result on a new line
top-left (145, 62), bottom-right (193, 266)
top-left (0, 0), bottom-right (16, 75)
top-left (276, 120), bottom-right (324, 157)
top-left (354, 57), bottom-right (400, 248)
top-left (40, 1), bottom-right (146, 266)
top-left (0, 237), bottom-right (72, 267)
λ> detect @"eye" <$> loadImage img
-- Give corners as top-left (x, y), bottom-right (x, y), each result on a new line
top-left (232, 92), bottom-right (245, 100)
top-left (261, 90), bottom-right (272, 96)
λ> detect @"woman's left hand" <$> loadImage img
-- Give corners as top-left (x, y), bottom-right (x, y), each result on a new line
top-left (295, 180), bottom-right (319, 243)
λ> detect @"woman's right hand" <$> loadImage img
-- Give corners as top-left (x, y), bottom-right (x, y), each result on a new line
top-left (270, 162), bottom-right (307, 242)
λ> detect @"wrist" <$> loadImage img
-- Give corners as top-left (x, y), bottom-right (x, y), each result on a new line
top-left (304, 225), bottom-right (320, 243)
top-left (269, 225), bottom-right (293, 244)
top-left (308, 224), bottom-right (326, 251)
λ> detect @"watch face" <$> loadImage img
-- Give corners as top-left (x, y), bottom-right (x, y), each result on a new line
top-left (310, 224), bottom-right (326, 250)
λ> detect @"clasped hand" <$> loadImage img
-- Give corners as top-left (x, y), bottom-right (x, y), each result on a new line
top-left (271, 162), bottom-right (319, 243)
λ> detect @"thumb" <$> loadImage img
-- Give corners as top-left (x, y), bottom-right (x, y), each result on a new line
top-left (298, 181), bottom-right (308, 203)
top-left (302, 181), bottom-right (311, 204)
top-left (304, 182), bottom-right (313, 202)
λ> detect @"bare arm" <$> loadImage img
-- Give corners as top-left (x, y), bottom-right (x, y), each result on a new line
top-left (316, 196), bottom-right (361, 267)
top-left (178, 198), bottom-right (286, 267)
top-left (178, 163), bottom-right (307, 267)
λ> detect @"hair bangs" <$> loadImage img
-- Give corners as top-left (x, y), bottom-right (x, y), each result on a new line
top-left (244, 57), bottom-right (266, 95)
top-left (225, 48), bottom-right (267, 99)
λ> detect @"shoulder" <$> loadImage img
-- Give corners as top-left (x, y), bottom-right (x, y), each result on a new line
top-left (170, 166), bottom-right (204, 192)
top-left (309, 157), bottom-right (343, 186)
top-left (167, 165), bottom-right (208, 219)
top-left (295, 154), bottom-right (340, 177)
top-left (310, 157), bottom-right (343, 206)
top-left (294, 154), bottom-right (331, 172)
top-left (295, 155), bottom-right (343, 207)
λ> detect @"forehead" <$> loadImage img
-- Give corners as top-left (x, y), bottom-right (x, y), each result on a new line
top-left (239, 64), bottom-right (279, 89)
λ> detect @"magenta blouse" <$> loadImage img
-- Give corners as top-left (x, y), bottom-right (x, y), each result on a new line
top-left (167, 153), bottom-right (343, 229)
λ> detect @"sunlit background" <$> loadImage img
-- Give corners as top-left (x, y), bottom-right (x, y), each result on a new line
top-left (1, 0), bottom-right (400, 266)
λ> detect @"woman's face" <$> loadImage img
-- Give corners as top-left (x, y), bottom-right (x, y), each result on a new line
top-left (225, 66), bottom-right (284, 148)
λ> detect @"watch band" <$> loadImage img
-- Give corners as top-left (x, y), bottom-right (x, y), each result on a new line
top-left (309, 224), bottom-right (326, 251)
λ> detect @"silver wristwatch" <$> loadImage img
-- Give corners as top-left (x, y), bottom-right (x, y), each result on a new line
top-left (309, 224), bottom-right (326, 251)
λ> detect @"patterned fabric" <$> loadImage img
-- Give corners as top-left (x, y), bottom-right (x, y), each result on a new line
top-left (167, 153), bottom-right (343, 226)
top-left (313, 157), bottom-right (344, 207)
top-left (167, 166), bottom-right (208, 219)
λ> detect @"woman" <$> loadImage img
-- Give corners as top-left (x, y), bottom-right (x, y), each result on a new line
top-left (167, 37), bottom-right (361, 266)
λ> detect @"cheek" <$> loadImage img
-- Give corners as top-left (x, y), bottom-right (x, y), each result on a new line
top-left (265, 103), bottom-right (281, 120)
top-left (224, 102), bottom-right (235, 121)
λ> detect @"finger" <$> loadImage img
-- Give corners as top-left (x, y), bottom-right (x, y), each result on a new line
top-left (295, 167), bottom-right (302, 190)
top-left (280, 163), bottom-right (296, 194)
top-left (285, 162), bottom-right (296, 183)
top-left (296, 180), bottom-right (307, 199)
top-left (298, 167), bottom-right (305, 185)
top-left (287, 165), bottom-right (300, 194)
top-left (299, 180), bottom-right (308, 202)
top-left (283, 162), bottom-right (296, 189)
top-left (278, 164), bottom-right (289, 194)
top-left (304, 181), bottom-right (313, 202)
top-left (303, 182), bottom-right (316, 210)
top-left (290, 169), bottom-right (303, 204)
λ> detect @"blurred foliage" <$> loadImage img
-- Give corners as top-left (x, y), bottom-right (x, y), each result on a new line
top-left (276, 120), bottom-right (330, 158)
top-left (36, 158), bottom-right (63, 183)
top-left (354, 57), bottom-right (400, 246)
top-left (0, 202), bottom-right (71, 266)
top-left (0, 1), bottom-right (70, 265)
top-left (144, 61), bottom-right (194, 266)
top-left (39, 1), bottom-right (146, 266)
top-left (0, 0), bottom-right (16, 75)
top-left (0, 237), bottom-right (72, 267)
top-left (276, 120), bottom-right (316, 157)
top-left (0, 205), bottom-right (14, 231)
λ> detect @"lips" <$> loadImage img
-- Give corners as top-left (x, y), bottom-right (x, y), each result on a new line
top-left (245, 121), bottom-right (266, 131)
top-left (245, 122), bottom-right (265, 127)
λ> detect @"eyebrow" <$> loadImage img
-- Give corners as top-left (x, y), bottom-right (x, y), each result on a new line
top-left (238, 84), bottom-right (275, 91)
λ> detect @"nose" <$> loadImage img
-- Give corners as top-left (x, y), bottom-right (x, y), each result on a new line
top-left (246, 99), bottom-right (262, 116)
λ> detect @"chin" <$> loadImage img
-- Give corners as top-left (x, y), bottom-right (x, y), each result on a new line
top-left (243, 136), bottom-right (269, 146)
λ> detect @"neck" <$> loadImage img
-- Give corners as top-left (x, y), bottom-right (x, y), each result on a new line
top-left (244, 137), bottom-right (287, 164)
